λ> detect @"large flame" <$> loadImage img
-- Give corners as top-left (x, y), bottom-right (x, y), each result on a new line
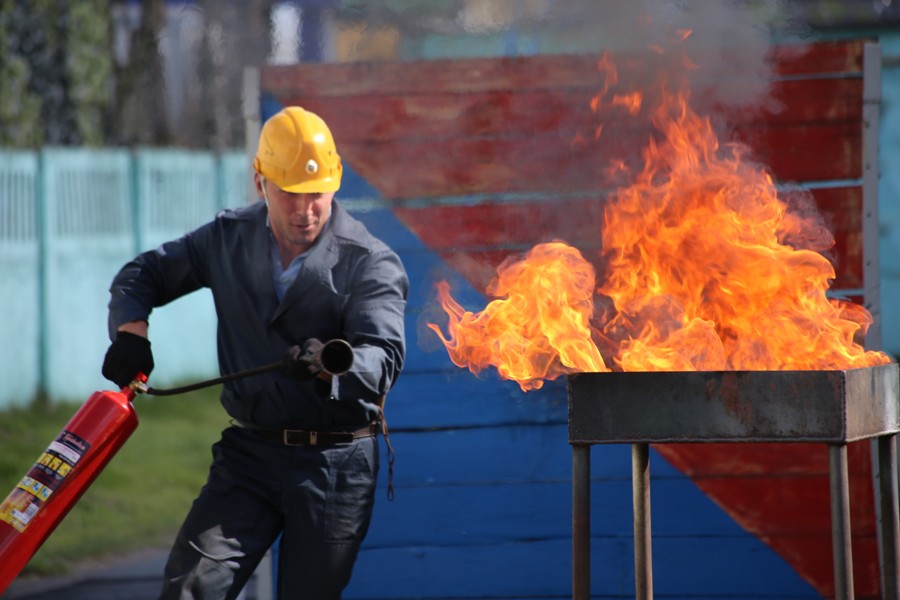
top-left (429, 48), bottom-right (891, 391)
top-left (427, 242), bottom-right (608, 391)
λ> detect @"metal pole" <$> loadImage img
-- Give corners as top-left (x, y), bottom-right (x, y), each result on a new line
top-left (862, 37), bottom-right (899, 600)
top-left (877, 435), bottom-right (900, 600)
top-left (829, 443), bottom-right (855, 600)
top-left (633, 443), bottom-right (653, 600)
top-left (861, 41), bottom-right (882, 351)
top-left (572, 443), bottom-right (591, 600)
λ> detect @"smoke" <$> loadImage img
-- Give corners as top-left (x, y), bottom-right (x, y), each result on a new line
top-left (526, 0), bottom-right (798, 114)
top-left (403, 0), bottom-right (817, 358)
top-left (340, 0), bottom-right (799, 126)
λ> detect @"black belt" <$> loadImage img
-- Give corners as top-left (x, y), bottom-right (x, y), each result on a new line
top-left (235, 420), bottom-right (378, 446)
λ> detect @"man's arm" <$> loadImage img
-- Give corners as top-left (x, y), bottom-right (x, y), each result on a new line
top-left (104, 223), bottom-right (212, 385)
top-left (333, 249), bottom-right (409, 401)
top-left (117, 320), bottom-right (148, 338)
top-left (107, 228), bottom-right (211, 340)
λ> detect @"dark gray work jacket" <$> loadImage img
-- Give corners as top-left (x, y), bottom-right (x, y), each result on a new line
top-left (108, 200), bottom-right (408, 430)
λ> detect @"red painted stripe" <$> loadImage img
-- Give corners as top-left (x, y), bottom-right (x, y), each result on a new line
top-left (655, 441), bottom-right (880, 598)
top-left (393, 185), bottom-right (863, 293)
top-left (281, 77), bottom-right (861, 144)
top-left (261, 41), bottom-right (863, 98)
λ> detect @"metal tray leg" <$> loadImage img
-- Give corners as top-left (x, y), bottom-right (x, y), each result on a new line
top-left (876, 434), bottom-right (900, 600)
top-left (829, 443), bottom-right (855, 600)
top-left (573, 443), bottom-right (591, 600)
top-left (633, 443), bottom-right (653, 600)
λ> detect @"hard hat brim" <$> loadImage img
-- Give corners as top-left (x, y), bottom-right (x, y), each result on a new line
top-left (277, 178), bottom-right (340, 194)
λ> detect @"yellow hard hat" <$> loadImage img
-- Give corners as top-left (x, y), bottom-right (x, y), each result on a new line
top-left (253, 106), bottom-right (342, 193)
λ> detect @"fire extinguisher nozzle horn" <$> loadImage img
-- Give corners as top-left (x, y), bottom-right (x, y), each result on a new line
top-left (318, 339), bottom-right (354, 376)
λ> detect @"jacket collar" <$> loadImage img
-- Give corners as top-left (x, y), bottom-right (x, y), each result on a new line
top-left (269, 201), bottom-right (346, 325)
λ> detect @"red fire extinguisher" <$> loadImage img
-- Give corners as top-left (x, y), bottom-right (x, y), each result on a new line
top-left (0, 377), bottom-right (144, 593)
top-left (0, 338), bottom-right (356, 594)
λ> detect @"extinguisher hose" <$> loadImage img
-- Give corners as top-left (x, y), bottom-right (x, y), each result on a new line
top-left (136, 339), bottom-right (396, 501)
top-left (143, 362), bottom-right (282, 396)
top-left (140, 338), bottom-right (355, 397)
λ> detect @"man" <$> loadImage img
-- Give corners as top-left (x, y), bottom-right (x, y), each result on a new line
top-left (101, 106), bottom-right (408, 599)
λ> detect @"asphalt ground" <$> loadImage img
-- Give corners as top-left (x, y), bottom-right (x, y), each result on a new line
top-left (1, 549), bottom-right (263, 600)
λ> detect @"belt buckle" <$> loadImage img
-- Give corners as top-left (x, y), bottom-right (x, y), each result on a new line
top-left (282, 429), bottom-right (316, 446)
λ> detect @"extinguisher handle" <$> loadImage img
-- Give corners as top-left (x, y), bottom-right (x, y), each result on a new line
top-left (121, 372), bottom-right (149, 399)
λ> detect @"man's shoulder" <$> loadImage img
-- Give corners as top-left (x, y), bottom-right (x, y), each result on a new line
top-left (331, 203), bottom-right (391, 253)
top-left (183, 202), bottom-right (263, 247)
top-left (215, 200), bottom-right (265, 222)
top-left (197, 201), bottom-right (265, 236)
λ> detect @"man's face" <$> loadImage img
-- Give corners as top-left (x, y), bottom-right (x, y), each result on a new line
top-left (257, 174), bottom-right (334, 256)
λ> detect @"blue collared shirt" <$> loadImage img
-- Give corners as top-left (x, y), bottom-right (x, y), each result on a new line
top-left (270, 245), bottom-right (309, 302)
top-left (267, 213), bottom-right (331, 301)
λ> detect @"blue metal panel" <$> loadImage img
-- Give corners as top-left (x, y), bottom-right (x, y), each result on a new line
top-left (336, 166), bottom-right (820, 599)
top-left (350, 431), bottom-right (819, 598)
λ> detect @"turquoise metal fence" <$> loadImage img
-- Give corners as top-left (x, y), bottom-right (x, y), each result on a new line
top-left (0, 148), bottom-right (251, 409)
top-left (0, 151), bottom-right (40, 409)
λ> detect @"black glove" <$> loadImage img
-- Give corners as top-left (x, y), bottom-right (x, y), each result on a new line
top-left (102, 331), bottom-right (154, 387)
top-left (282, 338), bottom-right (324, 381)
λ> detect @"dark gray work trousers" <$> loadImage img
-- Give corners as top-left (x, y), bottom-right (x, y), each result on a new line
top-left (157, 425), bottom-right (379, 600)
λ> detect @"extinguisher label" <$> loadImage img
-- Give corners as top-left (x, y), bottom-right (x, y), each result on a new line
top-left (0, 430), bottom-right (91, 532)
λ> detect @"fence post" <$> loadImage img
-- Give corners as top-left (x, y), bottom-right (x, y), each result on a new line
top-left (36, 149), bottom-right (50, 405)
top-left (130, 149), bottom-right (142, 255)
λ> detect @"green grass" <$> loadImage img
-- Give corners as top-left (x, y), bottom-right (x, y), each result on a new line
top-left (0, 387), bottom-right (230, 576)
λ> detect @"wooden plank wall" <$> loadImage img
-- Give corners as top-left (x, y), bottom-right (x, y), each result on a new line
top-left (262, 40), bottom-right (880, 599)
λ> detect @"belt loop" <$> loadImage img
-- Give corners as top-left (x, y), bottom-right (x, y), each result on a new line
top-left (309, 431), bottom-right (318, 446)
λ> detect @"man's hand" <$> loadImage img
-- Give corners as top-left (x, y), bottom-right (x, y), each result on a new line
top-left (102, 331), bottom-right (154, 387)
top-left (282, 338), bottom-right (325, 381)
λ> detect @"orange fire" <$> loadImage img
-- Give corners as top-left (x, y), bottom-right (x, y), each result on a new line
top-left (429, 49), bottom-right (891, 391)
top-left (427, 243), bottom-right (608, 391)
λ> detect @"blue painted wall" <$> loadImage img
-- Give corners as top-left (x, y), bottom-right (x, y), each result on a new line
top-left (336, 194), bottom-right (820, 598)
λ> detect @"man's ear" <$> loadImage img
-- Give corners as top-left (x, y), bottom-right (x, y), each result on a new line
top-left (254, 172), bottom-right (270, 207)
top-left (253, 172), bottom-right (264, 198)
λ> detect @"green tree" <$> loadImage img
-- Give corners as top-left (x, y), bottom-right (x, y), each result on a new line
top-left (17, 0), bottom-right (78, 144)
top-left (0, 0), bottom-right (44, 146)
top-left (66, 0), bottom-right (113, 146)
top-left (113, 0), bottom-right (170, 145)
top-left (0, 0), bottom-right (112, 147)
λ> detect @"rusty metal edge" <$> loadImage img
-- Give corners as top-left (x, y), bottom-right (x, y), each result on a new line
top-left (568, 362), bottom-right (899, 444)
